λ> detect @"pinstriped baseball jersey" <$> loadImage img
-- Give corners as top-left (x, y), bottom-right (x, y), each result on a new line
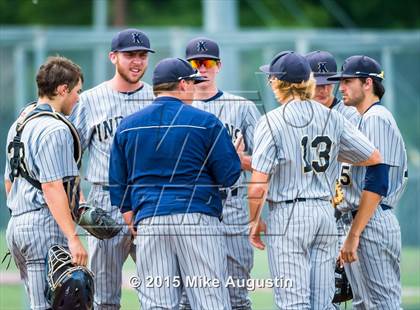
top-left (331, 99), bottom-right (360, 125)
top-left (4, 116), bottom-right (79, 216)
top-left (192, 91), bottom-right (261, 200)
top-left (252, 99), bottom-right (375, 202)
top-left (340, 104), bottom-right (408, 210)
top-left (69, 81), bottom-right (154, 184)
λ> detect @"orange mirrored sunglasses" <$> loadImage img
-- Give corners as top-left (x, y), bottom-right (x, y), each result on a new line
top-left (189, 59), bottom-right (218, 69)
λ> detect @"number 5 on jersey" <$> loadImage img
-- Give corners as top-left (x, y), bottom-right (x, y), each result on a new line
top-left (339, 164), bottom-right (352, 186)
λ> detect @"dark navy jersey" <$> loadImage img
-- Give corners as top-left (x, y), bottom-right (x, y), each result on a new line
top-left (109, 96), bottom-right (241, 224)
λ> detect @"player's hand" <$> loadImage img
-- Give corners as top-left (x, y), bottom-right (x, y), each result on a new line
top-left (234, 133), bottom-right (245, 152)
top-left (249, 219), bottom-right (267, 250)
top-left (234, 134), bottom-right (252, 171)
top-left (128, 225), bottom-right (136, 240)
top-left (339, 234), bottom-right (359, 263)
top-left (68, 236), bottom-right (88, 266)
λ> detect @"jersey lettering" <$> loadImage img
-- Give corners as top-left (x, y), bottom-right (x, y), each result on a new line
top-left (94, 116), bottom-right (124, 142)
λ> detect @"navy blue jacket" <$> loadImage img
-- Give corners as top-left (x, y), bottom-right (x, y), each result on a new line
top-left (109, 96), bottom-right (241, 225)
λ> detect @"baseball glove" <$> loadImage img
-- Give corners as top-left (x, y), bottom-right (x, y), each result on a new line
top-left (45, 245), bottom-right (94, 309)
top-left (76, 203), bottom-right (121, 240)
top-left (332, 180), bottom-right (344, 208)
top-left (332, 261), bottom-right (353, 303)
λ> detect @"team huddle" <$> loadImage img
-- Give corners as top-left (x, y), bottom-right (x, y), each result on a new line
top-left (4, 28), bottom-right (407, 310)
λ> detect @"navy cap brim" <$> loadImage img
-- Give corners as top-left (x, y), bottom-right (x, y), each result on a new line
top-left (314, 75), bottom-right (338, 85)
top-left (186, 54), bottom-right (220, 61)
top-left (259, 64), bottom-right (270, 74)
top-left (327, 73), bottom-right (363, 81)
top-left (114, 46), bottom-right (156, 53)
top-left (183, 76), bottom-right (208, 84)
top-left (192, 76), bottom-right (208, 84)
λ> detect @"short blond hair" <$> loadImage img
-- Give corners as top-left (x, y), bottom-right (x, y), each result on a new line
top-left (270, 73), bottom-right (316, 102)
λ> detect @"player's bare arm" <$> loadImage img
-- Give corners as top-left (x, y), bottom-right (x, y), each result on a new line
top-left (248, 170), bottom-right (269, 250)
top-left (122, 210), bottom-right (136, 237)
top-left (4, 179), bottom-right (12, 196)
top-left (235, 133), bottom-right (252, 171)
top-left (340, 190), bottom-right (381, 264)
top-left (351, 149), bottom-right (382, 166)
top-left (42, 180), bottom-right (88, 266)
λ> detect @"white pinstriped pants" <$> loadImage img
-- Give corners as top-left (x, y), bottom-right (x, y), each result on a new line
top-left (344, 207), bottom-right (402, 310)
top-left (135, 213), bottom-right (231, 310)
top-left (266, 200), bottom-right (337, 310)
top-left (86, 185), bottom-right (136, 310)
top-left (6, 207), bottom-right (67, 310)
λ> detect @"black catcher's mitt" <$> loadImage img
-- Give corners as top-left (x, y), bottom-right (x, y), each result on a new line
top-left (76, 203), bottom-right (122, 240)
top-left (333, 261), bottom-right (353, 303)
top-left (45, 245), bottom-right (94, 310)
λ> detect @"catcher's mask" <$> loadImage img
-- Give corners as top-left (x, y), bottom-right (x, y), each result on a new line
top-left (45, 245), bottom-right (94, 310)
top-left (333, 261), bottom-right (353, 303)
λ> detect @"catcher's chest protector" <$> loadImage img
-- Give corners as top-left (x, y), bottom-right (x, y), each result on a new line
top-left (7, 102), bottom-right (82, 211)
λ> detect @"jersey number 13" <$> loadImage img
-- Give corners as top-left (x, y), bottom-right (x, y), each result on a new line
top-left (301, 136), bottom-right (332, 173)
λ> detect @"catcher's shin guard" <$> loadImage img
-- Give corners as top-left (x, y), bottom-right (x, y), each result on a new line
top-left (45, 245), bottom-right (94, 309)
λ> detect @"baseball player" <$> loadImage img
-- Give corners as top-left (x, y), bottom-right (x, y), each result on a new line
top-left (109, 57), bottom-right (241, 309)
top-left (305, 50), bottom-right (359, 308)
top-left (305, 50), bottom-right (359, 123)
top-left (248, 51), bottom-right (383, 309)
top-left (4, 56), bottom-right (87, 309)
top-left (328, 55), bottom-right (408, 309)
top-left (179, 37), bottom-right (261, 310)
top-left (69, 28), bottom-right (155, 309)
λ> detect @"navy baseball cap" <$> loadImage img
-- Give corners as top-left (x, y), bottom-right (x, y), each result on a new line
top-left (328, 55), bottom-right (384, 81)
top-left (152, 58), bottom-right (207, 86)
top-left (185, 37), bottom-right (220, 60)
top-left (304, 51), bottom-right (337, 85)
top-left (260, 51), bottom-right (311, 83)
top-left (111, 28), bottom-right (155, 53)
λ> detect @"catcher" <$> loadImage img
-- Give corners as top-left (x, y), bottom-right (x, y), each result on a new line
top-left (4, 56), bottom-right (88, 309)
top-left (4, 56), bottom-right (118, 309)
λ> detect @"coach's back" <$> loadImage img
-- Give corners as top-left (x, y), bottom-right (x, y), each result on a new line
top-left (109, 96), bottom-right (241, 225)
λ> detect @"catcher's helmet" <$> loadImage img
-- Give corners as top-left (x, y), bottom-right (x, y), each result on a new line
top-left (45, 245), bottom-right (94, 310)
top-left (333, 261), bottom-right (353, 303)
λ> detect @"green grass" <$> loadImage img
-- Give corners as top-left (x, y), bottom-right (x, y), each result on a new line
top-left (1, 231), bottom-right (419, 309)
top-left (401, 247), bottom-right (420, 287)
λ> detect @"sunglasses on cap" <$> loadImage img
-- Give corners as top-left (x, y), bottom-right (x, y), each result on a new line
top-left (189, 59), bottom-right (218, 69)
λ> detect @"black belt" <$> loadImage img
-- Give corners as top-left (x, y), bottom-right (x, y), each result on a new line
top-left (284, 198), bottom-right (306, 204)
top-left (102, 185), bottom-right (110, 191)
top-left (219, 188), bottom-right (238, 200)
top-left (351, 204), bottom-right (392, 218)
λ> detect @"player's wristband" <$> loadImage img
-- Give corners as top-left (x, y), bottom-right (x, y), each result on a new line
top-left (363, 163), bottom-right (390, 197)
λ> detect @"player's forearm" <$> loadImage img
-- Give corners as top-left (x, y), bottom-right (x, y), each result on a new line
top-left (4, 179), bottom-right (12, 195)
top-left (240, 154), bottom-right (252, 171)
top-left (42, 180), bottom-right (79, 242)
top-left (353, 149), bottom-right (382, 166)
top-left (248, 171), bottom-right (269, 223)
top-left (122, 211), bottom-right (134, 227)
top-left (349, 190), bottom-right (381, 237)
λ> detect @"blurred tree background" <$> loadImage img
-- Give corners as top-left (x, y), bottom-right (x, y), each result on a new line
top-left (0, 0), bottom-right (419, 29)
